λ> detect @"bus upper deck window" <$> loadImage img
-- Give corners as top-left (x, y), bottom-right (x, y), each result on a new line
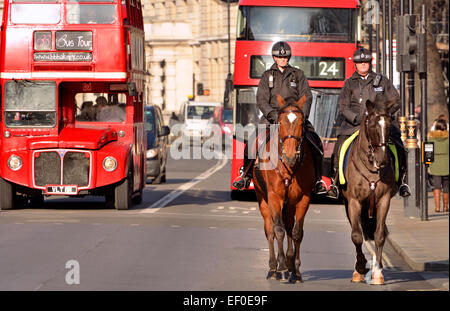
top-left (66, 3), bottom-right (117, 24)
top-left (11, 2), bottom-right (61, 24)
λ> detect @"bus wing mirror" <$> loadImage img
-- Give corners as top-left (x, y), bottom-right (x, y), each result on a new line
top-left (128, 82), bottom-right (137, 96)
top-left (158, 126), bottom-right (170, 137)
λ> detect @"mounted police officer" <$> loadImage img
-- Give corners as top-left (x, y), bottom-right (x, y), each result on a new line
top-left (326, 47), bottom-right (411, 199)
top-left (233, 41), bottom-right (326, 194)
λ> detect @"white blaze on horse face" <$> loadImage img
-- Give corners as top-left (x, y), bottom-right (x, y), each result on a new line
top-left (287, 112), bottom-right (297, 124)
top-left (378, 116), bottom-right (386, 152)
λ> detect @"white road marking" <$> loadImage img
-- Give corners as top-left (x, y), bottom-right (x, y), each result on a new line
top-left (140, 152), bottom-right (228, 214)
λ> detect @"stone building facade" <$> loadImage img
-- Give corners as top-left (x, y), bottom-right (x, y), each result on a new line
top-left (142, 0), bottom-right (238, 114)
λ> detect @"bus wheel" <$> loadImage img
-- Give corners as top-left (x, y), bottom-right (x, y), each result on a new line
top-left (0, 178), bottom-right (15, 210)
top-left (114, 173), bottom-right (132, 210)
top-left (30, 194), bottom-right (44, 208)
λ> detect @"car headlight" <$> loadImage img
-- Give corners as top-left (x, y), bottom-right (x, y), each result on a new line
top-left (8, 155), bottom-right (22, 171)
top-left (146, 149), bottom-right (158, 159)
top-left (103, 156), bottom-right (117, 172)
top-left (223, 126), bottom-right (231, 134)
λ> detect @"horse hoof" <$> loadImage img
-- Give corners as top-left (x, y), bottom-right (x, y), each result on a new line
top-left (351, 270), bottom-right (365, 283)
top-left (266, 271), bottom-right (277, 280)
top-left (371, 275), bottom-right (385, 285)
top-left (289, 273), bottom-right (303, 284)
top-left (276, 271), bottom-right (289, 281)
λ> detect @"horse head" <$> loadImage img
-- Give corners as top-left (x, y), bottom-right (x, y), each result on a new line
top-left (276, 94), bottom-right (306, 168)
top-left (363, 95), bottom-right (396, 170)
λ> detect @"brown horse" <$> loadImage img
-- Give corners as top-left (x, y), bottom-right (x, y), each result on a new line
top-left (253, 95), bottom-right (315, 283)
top-left (340, 96), bottom-right (398, 285)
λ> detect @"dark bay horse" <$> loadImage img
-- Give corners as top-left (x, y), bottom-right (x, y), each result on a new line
top-left (253, 95), bottom-right (315, 283)
top-left (340, 96), bottom-right (398, 285)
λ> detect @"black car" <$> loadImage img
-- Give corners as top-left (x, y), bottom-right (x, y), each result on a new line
top-left (145, 105), bottom-right (170, 184)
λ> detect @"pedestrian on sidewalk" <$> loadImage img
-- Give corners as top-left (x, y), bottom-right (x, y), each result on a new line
top-left (428, 118), bottom-right (449, 213)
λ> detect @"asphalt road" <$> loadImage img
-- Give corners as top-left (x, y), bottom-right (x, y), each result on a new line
top-left (0, 154), bottom-right (448, 292)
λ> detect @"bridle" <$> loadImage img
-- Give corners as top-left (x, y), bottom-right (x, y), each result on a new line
top-left (352, 111), bottom-right (391, 219)
top-left (277, 106), bottom-right (305, 166)
top-left (363, 112), bottom-right (390, 169)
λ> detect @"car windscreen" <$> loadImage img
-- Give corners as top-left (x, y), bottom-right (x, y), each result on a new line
top-left (4, 80), bottom-right (57, 127)
top-left (187, 106), bottom-right (216, 120)
top-left (145, 109), bottom-right (155, 132)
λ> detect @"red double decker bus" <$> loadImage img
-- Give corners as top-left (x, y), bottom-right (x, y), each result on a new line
top-left (230, 0), bottom-right (360, 199)
top-left (0, 0), bottom-right (146, 210)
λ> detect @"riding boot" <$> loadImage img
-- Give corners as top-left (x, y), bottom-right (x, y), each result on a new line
top-left (326, 166), bottom-right (340, 200)
top-left (312, 150), bottom-right (327, 195)
top-left (232, 142), bottom-right (255, 190)
top-left (390, 126), bottom-right (411, 197)
top-left (396, 144), bottom-right (411, 198)
top-left (304, 123), bottom-right (327, 195)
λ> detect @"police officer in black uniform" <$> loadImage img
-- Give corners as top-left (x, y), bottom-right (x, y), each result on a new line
top-left (233, 41), bottom-right (326, 194)
top-left (326, 47), bottom-right (411, 199)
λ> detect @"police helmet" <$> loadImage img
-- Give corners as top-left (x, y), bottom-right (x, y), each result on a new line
top-left (272, 41), bottom-right (291, 58)
top-left (353, 47), bottom-right (372, 63)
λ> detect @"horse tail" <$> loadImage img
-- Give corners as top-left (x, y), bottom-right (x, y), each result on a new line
top-left (360, 204), bottom-right (377, 241)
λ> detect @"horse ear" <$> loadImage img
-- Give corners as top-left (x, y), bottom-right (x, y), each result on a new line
top-left (277, 94), bottom-right (285, 107)
top-left (296, 95), bottom-right (306, 110)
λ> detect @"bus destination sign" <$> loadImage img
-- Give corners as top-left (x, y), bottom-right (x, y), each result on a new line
top-left (55, 31), bottom-right (93, 51)
top-left (251, 55), bottom-right (345, 81)
top-left (34, 52), bottom-right (92, 62)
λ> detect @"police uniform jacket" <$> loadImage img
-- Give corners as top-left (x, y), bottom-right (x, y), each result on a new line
top-left (337, 71), bottom-right (400, 136)
top-left (256, 63), bottom-right (312, 125)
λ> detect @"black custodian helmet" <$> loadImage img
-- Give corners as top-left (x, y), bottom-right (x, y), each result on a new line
top-left (353, 47), bottom-right (372, 63)
top-left (272, 41), bottom-right (291, 58)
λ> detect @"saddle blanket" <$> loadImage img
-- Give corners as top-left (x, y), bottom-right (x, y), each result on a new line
top-left (338, 131), bottom-right (399, 185)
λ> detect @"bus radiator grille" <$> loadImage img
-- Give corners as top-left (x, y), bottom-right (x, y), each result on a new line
top-left (63, 152), bottom-right (90, 187)
top-left (34, 152), bottom-right (61, 186)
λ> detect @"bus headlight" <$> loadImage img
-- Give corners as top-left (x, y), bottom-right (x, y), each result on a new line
top-left (103, 156), bottom-right (117, 172)
top-left (8, 155), bottom-right (23, 171)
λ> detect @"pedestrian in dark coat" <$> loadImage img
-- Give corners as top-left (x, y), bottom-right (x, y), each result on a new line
top-left (326, 47), bottom-right (411, 199)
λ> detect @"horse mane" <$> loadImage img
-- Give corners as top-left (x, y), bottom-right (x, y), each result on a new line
top-left (277, 94), bottom-right (306, 113)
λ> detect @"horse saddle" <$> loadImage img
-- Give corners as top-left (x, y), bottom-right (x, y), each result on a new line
top-left (338, 131), bottom-right (399, 185)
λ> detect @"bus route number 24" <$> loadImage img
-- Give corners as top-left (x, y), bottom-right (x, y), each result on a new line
top-left (319, 61), bottom-right (339, 77)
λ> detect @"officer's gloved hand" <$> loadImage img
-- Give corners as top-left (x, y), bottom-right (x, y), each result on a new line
top-left (267, 110), bottom-right (279, 124)
top-left (354, 114), bottom-right (363, 125)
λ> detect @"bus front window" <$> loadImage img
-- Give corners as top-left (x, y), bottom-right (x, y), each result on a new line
top-left (66, 4), bottom-right (117, 24)
top-left (4, 81), bottom-right (57, 127)
top-left (11, 3), bottom-right (60, 24)
top-left (240, 6), bottom-right (353, 43)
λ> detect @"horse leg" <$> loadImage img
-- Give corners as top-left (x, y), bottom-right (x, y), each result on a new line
top-left (258, 196), bottom-right (278, 279)
top-left (284, 207), bottom-right (295, 275)
top-left (268, 194), bottom-right (288, 280)
top-left (371, 197), bottom-right (390, 285)
top-left (347, 198), bottom-right (368, 282)
top-left (289, 195), bottom-right (310, 283)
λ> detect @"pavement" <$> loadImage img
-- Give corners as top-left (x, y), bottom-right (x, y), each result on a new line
top-left (386, 193), bottom-right (449, 274)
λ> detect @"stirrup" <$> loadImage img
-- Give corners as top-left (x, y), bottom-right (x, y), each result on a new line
top-left (232, 177), bottom-right (251, 190)
top-left (314, 180), bottom-right (328, 195)
top-left (399, 183), bottom-right (411, 197)
top-left (326, 181), bottom-right (339, 199)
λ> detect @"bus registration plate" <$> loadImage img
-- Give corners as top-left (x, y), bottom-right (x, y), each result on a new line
top-left (46, 185), bottom-right (78, 195)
